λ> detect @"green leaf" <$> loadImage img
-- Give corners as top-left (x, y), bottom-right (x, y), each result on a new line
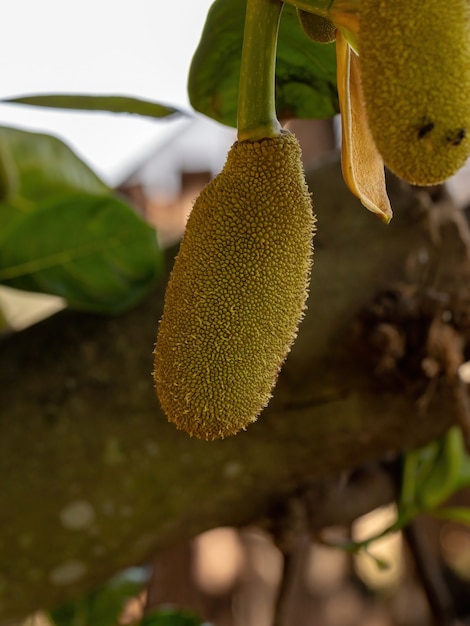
top-left (0, 193), bottom-right (161, 314)
top-left (318, 514), bottom-right (407, 556)
top-left (0, 137), bottom-right (19, 202)
top-left (4, 94), bottom-right (183, 119)
top-left (456, 453), bottom-right (470, 491)
top-left (139, 608), bottom-right (204, 626)
top-left (399, 440), bottom-right (441, 511)
top-left (394, 427), bottom-right (470, 528)
top-left (418, 429), bottom-right (463, 509)
top-left (0, 125), bottom-right (108, 207)
top-left (0, 201), bottom-right (21, 232)
top-left (188, 0), bottom-right (338, 127)
top-left (0, 302), bottom-right (8, 334)
top-left (364, 548), bottom-right (391, 571)
top-left (432, 507), bottom-right (470, 525)
top-left (0, 126), bottom-right (162, 313)
top-left (322, 429), bottom-right (470, 559)
top-left (49, 570), bottom-right (145, 626)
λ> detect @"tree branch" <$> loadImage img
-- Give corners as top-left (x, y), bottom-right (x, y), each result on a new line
top-left (1, 157), bottom-right (469, 622)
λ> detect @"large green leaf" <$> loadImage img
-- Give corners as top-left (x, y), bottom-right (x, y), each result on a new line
top-left (0, 193), bottom-right (161, 314)
top-left (0, 125), bottom-right (108, 208)
top-left (0, 125), bottom-right (162, 313)
top-left (188, 0), bottom-right (338, 127)
top-left (4, 94), bottom-right (182, 119)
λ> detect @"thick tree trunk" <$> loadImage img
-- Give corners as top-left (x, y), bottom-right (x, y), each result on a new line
top-left (1, 156), bottom-right (469, 623)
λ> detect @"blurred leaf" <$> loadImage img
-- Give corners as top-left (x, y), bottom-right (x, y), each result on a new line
top-left (364, 548), bottom-right (391, 571)
top-left (399, 439), bottom-right (440, 511)
top-left (0, 302), bottom-right (8, 334)
top-left (0, 137), bottom-right (19, 202)
top-left (0, 126), bottom-right (162, 313)
top-left (322, 428), bottom-right (470, 560)
top-left (318, 515), bottom-right (406, 557)
top-left (4, 94), bottom-right (182, 119)
top-left (49, 574), bottom-right (144, 626)
top-left (139, 608), bottom-right (204, 626)
top-left (399, 427), bottom-right (470, 514)
top-left (453, 440), bottom-right (470, 491)
top-left (0, 201), bottom-right (21, 232)
top-left (0, 126), bottom-right (108, 206)
top-left (432, 507), bottom-right (470, 525)
top-left (413, 427), bottom-right (466, 510)
top-left (0, 193), bottom-right (161, 314)
top-left (188, 0), bottom-right (338, 127)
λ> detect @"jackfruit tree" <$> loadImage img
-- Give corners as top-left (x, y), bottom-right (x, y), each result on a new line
top-left (2, 0), bottom-right (470, 624)
top-left (155, 0), bottom-right (470, 440)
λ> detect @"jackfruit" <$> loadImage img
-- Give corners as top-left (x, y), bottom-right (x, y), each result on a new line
top-left (359, 0), bottom-right (470, 185)
top-left (154, 132), bottom-right (314, 440)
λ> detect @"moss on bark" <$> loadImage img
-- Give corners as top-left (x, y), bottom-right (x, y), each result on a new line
top-left (0, 157), bottom-right (468, 622)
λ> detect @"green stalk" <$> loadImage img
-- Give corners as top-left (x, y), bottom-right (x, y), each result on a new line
top-left (237, 0), bottom-right (283, 141)
top-left (281, 0), bottom-right (358, 17)
top-left (283, 0), bottom-right (332, 15)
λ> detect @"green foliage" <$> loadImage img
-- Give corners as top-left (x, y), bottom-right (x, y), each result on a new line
top-left (0, 126), bottom-right (161, 314)
top-left (48, 569), bottom-right (145, 626)
top-left (0, 126), bottom-right (107, 206)
top-left (0, 1), bottom-right (339, 316)
top-left (188, 0), bottom-right (338, 128)
top-left (322, 427), bottom-right (470, 562)
top-left (4, 95), bottom-right (182, 119)
top-left (0, 193), bottom-right (161, 314)
top-left (138, 608), bottom-right (204, 626)
top-left (47, 568), bottom-right (204, 626)
top-left (401, 426), bottom-right (470, 512)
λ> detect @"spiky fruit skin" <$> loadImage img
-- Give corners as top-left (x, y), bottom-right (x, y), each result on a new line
top-left (154, 132), bottom-right (314, 440)
top-left (359, 0), bottom-right (470, 185)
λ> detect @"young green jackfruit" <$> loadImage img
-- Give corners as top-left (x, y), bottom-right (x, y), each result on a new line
top-left (154, 132), bottom-right (314, 440)
top-left (359, 0), bottom-right (470, 185)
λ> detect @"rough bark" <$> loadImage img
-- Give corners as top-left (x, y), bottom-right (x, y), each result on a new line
top-left (1, 156), bottom-right (470, 623)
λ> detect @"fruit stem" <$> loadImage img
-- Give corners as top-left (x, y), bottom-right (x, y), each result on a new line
top-left (282, 0), bottom-right (333, 14)
top-left (281, 0), bottom-right (359, 17)
top-left (237, 0), bottom-right (283, 141)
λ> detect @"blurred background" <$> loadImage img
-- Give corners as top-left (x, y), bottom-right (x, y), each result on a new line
top-left (0, 0), bottom-right (215, 184)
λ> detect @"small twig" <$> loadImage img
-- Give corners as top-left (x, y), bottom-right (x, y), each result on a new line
top-left (272, 549), bottom-right (297, 626)
top-left (403, 518), bottom-right (457, 626)
top-left (268, 497), bottom-right (311, 626)
top-left (452, 376), bottom-right (470, 454)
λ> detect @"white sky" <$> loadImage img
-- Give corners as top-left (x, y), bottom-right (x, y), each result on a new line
top-left (0, 0), bottom-right (216, 186)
